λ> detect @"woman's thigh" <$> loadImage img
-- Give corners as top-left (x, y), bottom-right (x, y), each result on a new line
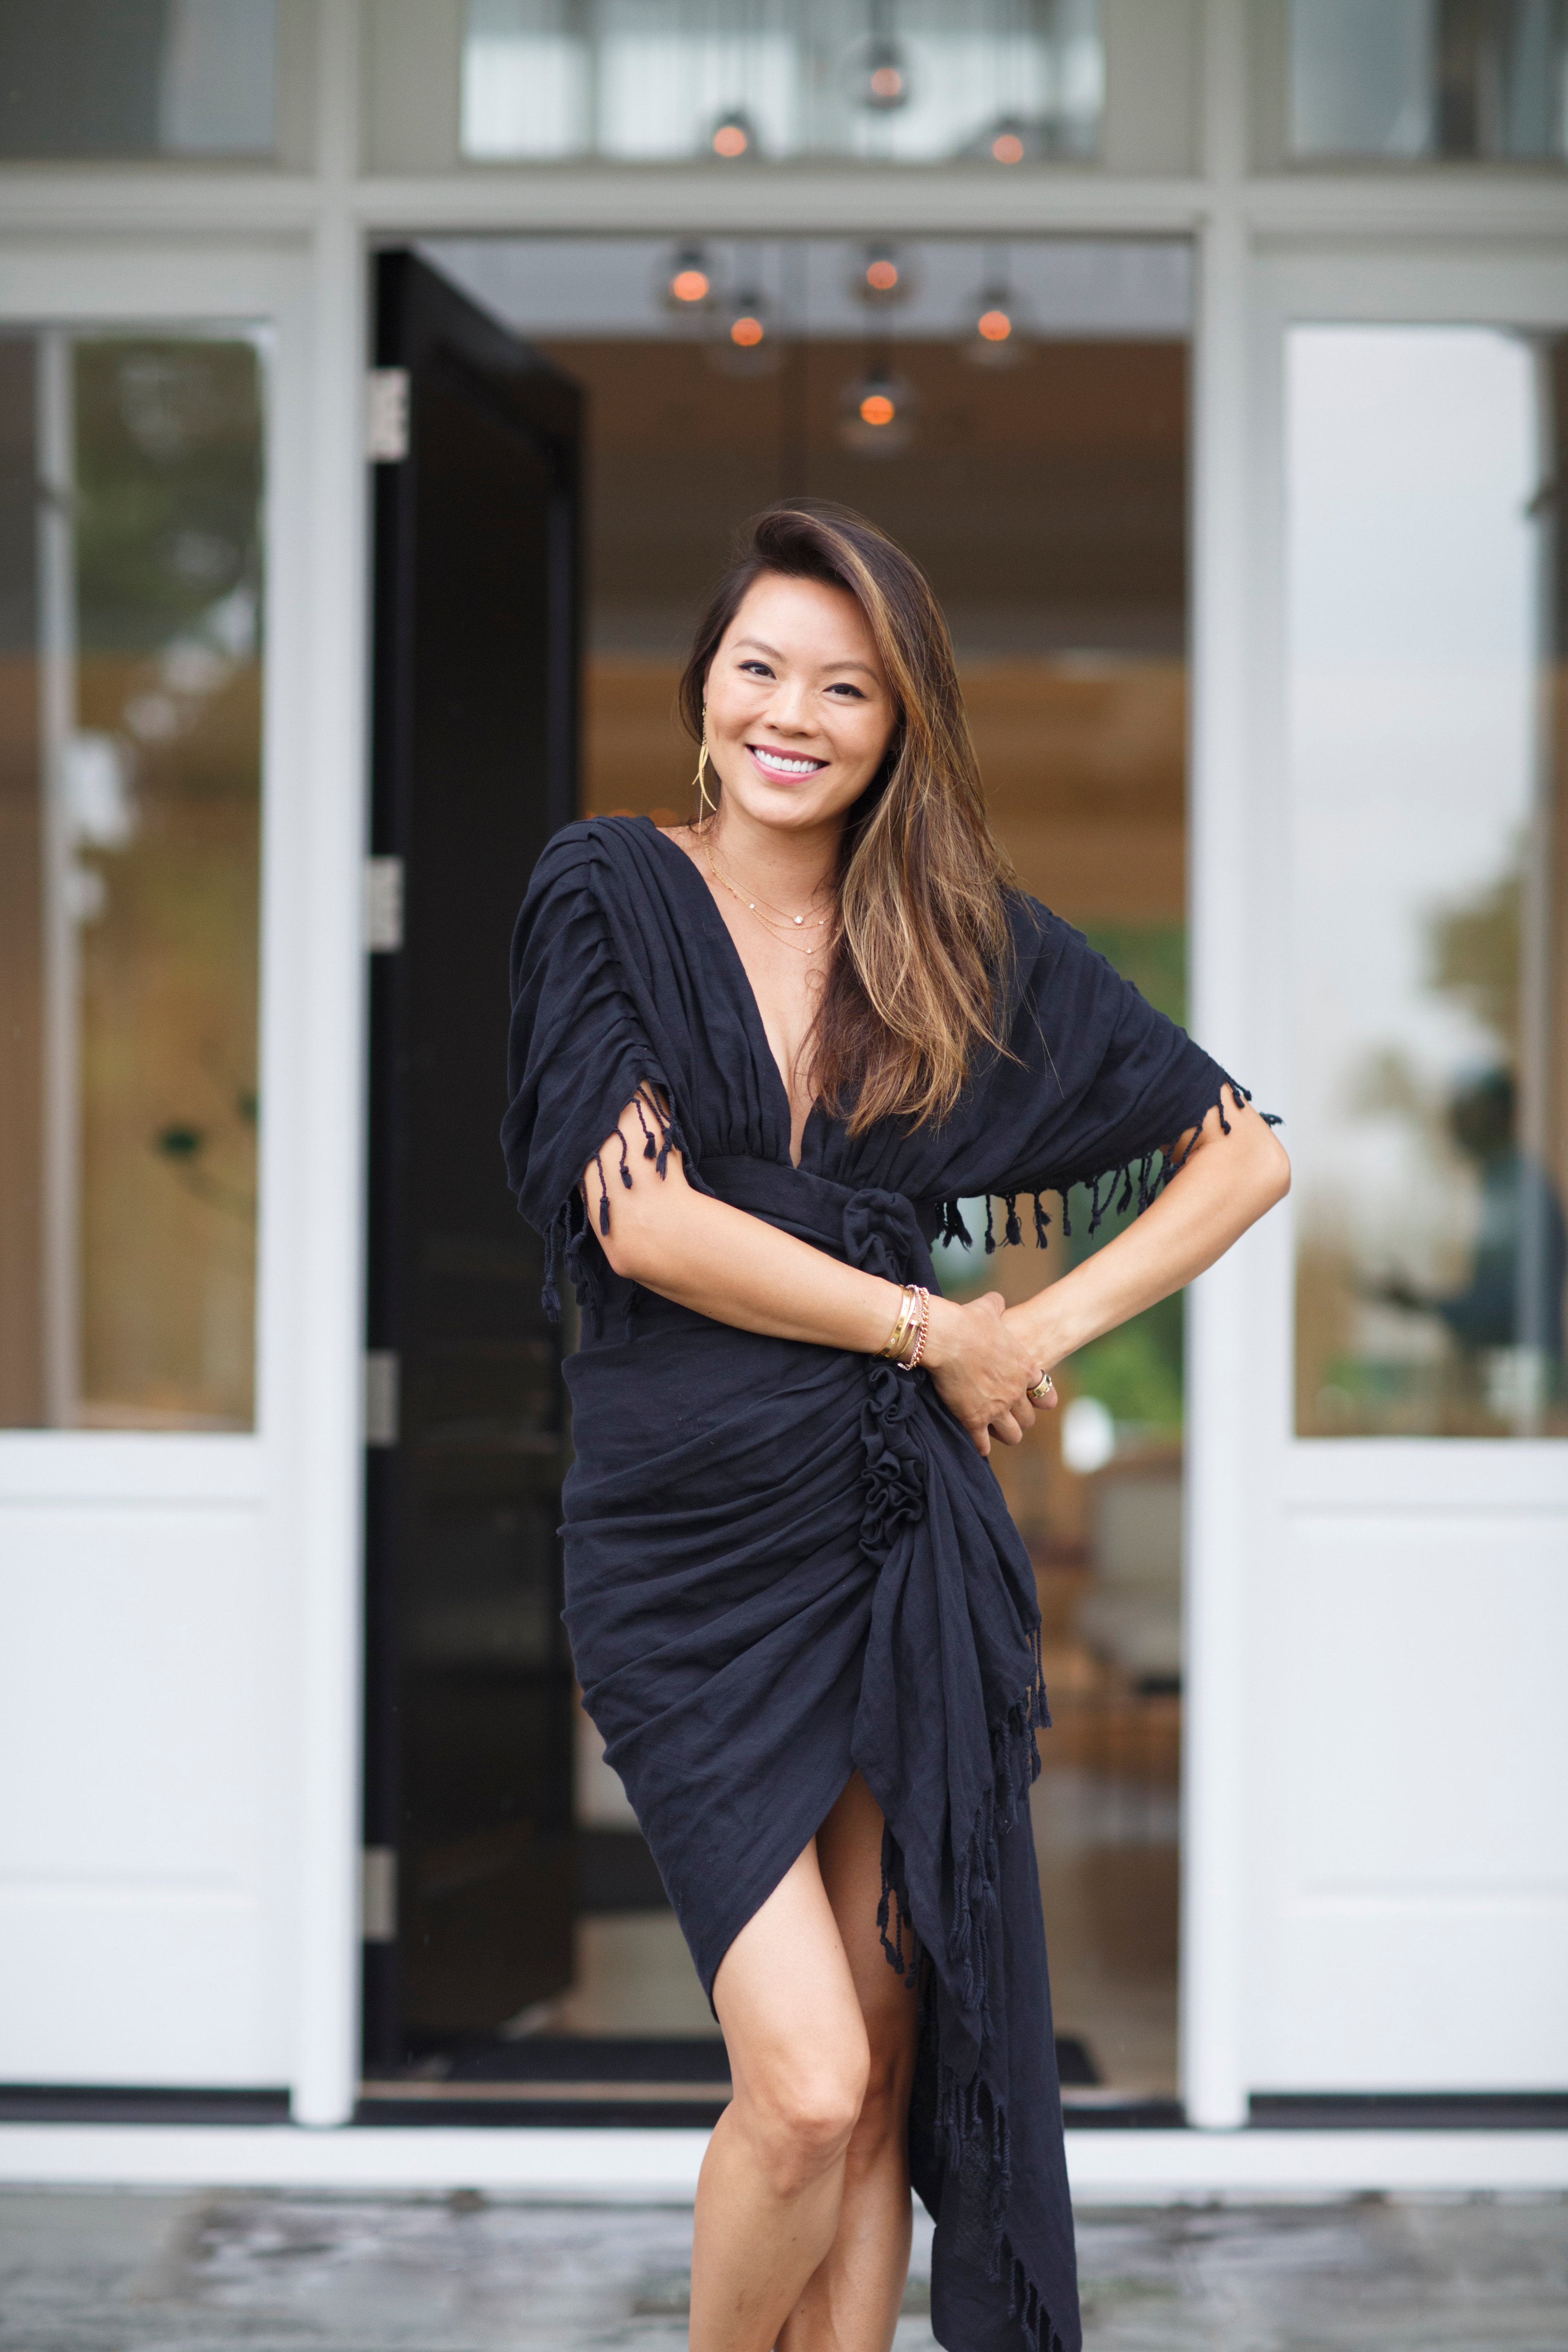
top-left (712, 1835), bottom-right (871, 2114)
top-left (814, 1773), bottom-right (919, 2085)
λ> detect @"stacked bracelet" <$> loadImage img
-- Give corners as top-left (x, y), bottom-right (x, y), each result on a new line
top-left (878, 1284), bottom-right (920, 1363)
top-left (878, 1283), bottom-right (932, 1370)
top-left (904, 1286), bottom-right (931, 1370)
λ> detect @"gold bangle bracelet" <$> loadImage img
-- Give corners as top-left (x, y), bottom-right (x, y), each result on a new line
top-left (878, 1284), bottom-right (918, 1361)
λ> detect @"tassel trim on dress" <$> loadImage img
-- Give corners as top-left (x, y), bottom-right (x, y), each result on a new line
top-left (932, 1078), bottom-right (1281, 1260)
top-left (540, 1077), bottom-right (688, 1335)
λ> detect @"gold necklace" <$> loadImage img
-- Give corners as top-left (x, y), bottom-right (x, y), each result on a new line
top-left (704, 837), bottom-right (838, 957)
top-left (706, 837), bottom-right (835, 931)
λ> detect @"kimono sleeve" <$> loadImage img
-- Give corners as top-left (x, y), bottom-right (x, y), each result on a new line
top-left (937, 900), bottom-right (1265, 1242)
top-left (500, 825), bottom-right (686, 1318)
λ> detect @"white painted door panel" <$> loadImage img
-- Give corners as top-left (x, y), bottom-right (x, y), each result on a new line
top-left (1249, 1514), bottom-right (1568, 2089)
top-left (0, 1503), bottom-right (291, 2083)
top-left (1225, 252), bottom-right (1568, 2106)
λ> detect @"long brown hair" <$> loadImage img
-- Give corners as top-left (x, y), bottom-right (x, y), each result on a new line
top-left (678, 502), bottom-right (1014, 1134)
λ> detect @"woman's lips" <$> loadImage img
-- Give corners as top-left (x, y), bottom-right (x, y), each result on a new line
top-left (746, 742), bottom-right (829, 781)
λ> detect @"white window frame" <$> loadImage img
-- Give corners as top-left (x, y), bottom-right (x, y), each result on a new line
top-left (0, 236), bottom-right (368, 2120)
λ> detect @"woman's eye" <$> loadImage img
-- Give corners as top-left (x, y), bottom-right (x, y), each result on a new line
top-left (739, 661), bottom-right (774, 678)
top-left (827, 682), bottom-right (866, 699)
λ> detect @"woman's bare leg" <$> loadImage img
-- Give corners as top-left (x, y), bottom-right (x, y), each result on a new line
top-left (688, 1773), bottom-right (919, 2352)
top-left (778, 1772), bottom-right (918, 2352)
top-left (690, 1835), bottom-right (872, 2352)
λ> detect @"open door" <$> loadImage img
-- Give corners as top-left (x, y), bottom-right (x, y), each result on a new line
top-left (363, 249), bottom-right (581, 2069)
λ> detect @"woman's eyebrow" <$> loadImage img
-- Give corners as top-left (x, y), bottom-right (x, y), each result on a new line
top-left (733, 635), bottom-right (879, 677)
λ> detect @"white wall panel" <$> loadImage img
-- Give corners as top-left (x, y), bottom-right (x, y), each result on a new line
top-left (1248, 1513), bottom-right (1568, 2089)
top-left (0, 1505), bottom-right (291, 2084)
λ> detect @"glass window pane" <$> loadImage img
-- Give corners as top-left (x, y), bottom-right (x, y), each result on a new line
top-left (0, 333), bottom-right (265, 1430)
top-left (1288, 0), bottom-right (1568, 162)
top-left (459, 0), bottom-right (1102, 165)
top-left (1289, 325), bottom-right (1567, 1438)
top-left (0, 0), bottom-right (276, 160)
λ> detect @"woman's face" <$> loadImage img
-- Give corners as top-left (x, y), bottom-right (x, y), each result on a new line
top-left (703, 571), bottom-right (897, 837)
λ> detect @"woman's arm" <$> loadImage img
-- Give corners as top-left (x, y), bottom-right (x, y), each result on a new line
top-left (587, 1096), bottom-right (1042, 1452)
top-left (1003, 1092), bottom-right (1290, 1379)
top-left (588, 1088), bottom-right (1287, 1459)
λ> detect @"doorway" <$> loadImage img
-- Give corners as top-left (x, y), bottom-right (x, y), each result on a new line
top-left (363, 235), bottom-right (1192, 2116)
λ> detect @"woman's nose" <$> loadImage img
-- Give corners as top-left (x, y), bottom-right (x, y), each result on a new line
top-left (762, 679), bottom-right (813, 732)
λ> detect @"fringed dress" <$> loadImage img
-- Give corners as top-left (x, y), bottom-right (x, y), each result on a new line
top-left (502, 816), bottom-right (1249, 2352)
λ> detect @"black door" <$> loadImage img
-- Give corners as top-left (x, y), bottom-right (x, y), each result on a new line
top-left (363, 249), bottom-right (581, 2069)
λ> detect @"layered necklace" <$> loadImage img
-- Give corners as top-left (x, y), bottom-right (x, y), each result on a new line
top-left (703, 830), bottom-right (839, 958)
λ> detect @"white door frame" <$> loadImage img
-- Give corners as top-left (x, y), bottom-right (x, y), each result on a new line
top-left (0, 236), bottom-right (368, 2122)
top-left (1183, 246), bottom-right (1568, 2127)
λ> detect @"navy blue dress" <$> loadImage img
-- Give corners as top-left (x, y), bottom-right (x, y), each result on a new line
top-left (503, 815), bottom-right (1247, 2352)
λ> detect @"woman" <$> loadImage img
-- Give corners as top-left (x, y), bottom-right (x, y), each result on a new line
top-left (503, 503), bottom-right (1287, 2352)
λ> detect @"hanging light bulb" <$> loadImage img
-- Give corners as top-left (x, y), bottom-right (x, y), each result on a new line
top-left (846, 243), bottom-right (915, 312)
top-left (962, 253), bottom-right (1029, 370)
top-left (838, 361), bottom-right (915, 453)
top-left (860, 37), bottom-right (910, 109)
top-left (863, 245), bottom-right (901, 298)
top-left (665, 245), bottom-right (713, 310)
top-left (708, 285), bottom-right (781, 378)
top-left (710, 110), bottom-right (754, 159)
top-left (980, 114), bottom-right (1045, 166)
top-left (965, 301), bottom-right (1023, 368)
top-left (848, 0), bottom-right (911, 115)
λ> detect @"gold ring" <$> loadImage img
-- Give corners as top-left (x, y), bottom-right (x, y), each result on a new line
top-left (1027, 1370), bottom-right (1055, 1405)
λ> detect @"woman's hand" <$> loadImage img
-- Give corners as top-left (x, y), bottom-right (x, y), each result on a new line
top-left (922, 1292), bottom-right (1058, 1458)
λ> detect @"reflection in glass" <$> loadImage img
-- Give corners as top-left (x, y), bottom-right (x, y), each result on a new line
top-left (0, 0), bottom-right (277, 160)
top-left (0, 335), bottom-right (264, 1430)
top-left (1289, 0), bottom-right (1568, 162)
top-left (1290, 326), bottom-right (1567, 1437)
top-left (461, 0), bottom-right (1101, 164)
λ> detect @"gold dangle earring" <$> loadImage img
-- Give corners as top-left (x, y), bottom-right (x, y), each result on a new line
top-left (694, 709), bottom-right (716, 824)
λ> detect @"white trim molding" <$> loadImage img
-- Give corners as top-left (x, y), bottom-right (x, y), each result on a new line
top-left (0, 2124), bottom-right (1564, 2202)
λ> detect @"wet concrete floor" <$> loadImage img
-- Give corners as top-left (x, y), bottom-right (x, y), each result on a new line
top-left (1, 2188), bottom-right (1565, 2351)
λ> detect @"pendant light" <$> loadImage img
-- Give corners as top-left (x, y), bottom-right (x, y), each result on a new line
top-left (709, 109), bottom-right (755, 160)
top-left (664, 245), bottom-right (713, 313)
top-left (838, 356), bottom-right (914, 453)
top-left (849, 0), bottom-right (911, 114)
top-left (963, 249), bottom-right (1028, 369)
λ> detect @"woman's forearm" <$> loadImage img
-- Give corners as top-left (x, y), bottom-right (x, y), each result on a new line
top-left (1011, 1096), bottom-right (1289, 1369)
top-left (591, 1107), bottom-right (904, 1353)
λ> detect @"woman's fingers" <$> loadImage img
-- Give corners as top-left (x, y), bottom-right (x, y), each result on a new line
top-left (989, 1410), bottom-right (1025, 1447)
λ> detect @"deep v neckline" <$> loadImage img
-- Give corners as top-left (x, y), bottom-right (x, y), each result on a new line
top-left (641, 817), bottom-right (824, 1170)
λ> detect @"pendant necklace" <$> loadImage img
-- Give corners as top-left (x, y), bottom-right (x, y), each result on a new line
top-left (704, 836), bottom-right (838, 956)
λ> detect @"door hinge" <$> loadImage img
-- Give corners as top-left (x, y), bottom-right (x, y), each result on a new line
top-left (364, 855), bottom-right (404, 951)
top-left (361, 1846), bottom-right (398, 1943)
top-left (367, 368), bottom-right (410, 462)
top-left (364, 1350), bottom-right (400, 1447)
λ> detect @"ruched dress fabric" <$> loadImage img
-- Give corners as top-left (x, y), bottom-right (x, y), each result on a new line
top-left (502, 817), bottom-right (1247, 2352)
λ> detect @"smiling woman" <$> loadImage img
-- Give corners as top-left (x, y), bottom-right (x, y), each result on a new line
top-left (676, 506), bottom-right (1015, 1145)
top-left (502, 502), bottom-right (1286, 2352)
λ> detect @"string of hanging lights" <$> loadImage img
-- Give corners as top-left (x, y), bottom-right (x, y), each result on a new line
top-left (659, 235), bottom-right (1030, 428)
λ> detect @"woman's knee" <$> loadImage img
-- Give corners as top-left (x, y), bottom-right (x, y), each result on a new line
top-left (840, 2006), bottom-right (917, 2164)
top-left (736, 2034), bottom-right (871, 2192)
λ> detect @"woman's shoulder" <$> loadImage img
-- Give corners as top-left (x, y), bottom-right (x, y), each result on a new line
top-left (1002, 885), bottom-right (1079, 978)
top-left (524, 812), bottom-right (675, 904)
